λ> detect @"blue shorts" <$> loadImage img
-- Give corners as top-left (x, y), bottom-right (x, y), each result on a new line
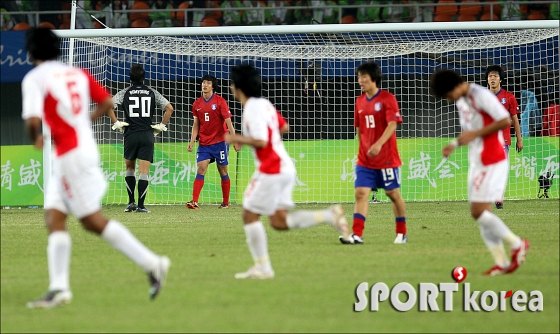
top-left (197, 142), bottom-right (229, 166)
top-left (355, 165), bottom-right (401, 191)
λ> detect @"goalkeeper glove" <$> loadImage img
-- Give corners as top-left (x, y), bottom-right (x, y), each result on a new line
top-left (111, 121), bottom-right (129, 133)
top-left (151, 123), bottom-right (167, 136)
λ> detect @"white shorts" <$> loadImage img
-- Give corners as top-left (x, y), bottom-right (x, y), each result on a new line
top-left (44, 150), bottom-right (107, 219)
top-left (243, 171), bottom-right (296, 216)
top-left (468, 159), bottom-right (508, 203)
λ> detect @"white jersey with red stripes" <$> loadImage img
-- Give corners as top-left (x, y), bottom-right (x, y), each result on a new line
top-left (21, 61), bottom-right (110, 159)
top-left (455, 83), bottom-right (510, 166)
top-left (242, 97), bottom-right (295, 174)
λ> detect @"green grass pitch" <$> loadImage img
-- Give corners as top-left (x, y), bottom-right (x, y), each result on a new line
top-left (1, 200), bottom-right (558, 333)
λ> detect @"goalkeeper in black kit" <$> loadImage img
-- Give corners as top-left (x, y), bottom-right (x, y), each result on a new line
top-left (108, 64), bottom-right (174, 213)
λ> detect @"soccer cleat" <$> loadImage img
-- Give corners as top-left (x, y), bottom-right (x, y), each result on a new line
top-left (351, 234), bottom-right (364, 244)
top-left (394, 233), bottom-right (408, 244)
top-left (330, 204), bottom-right (351, 242)
top-left (218, 202), bottom-right (229, 209)
top-left (234, 266), bottom-right (274, 279)
top-left (26, 290), bottom-right (72, 309)
top-left (483, 265), bottom-right (508, 276)
top-left (340, 234), bottom-right (362, 245)
top-left (148, 256), bottom-right (170, 300)
top-left (124, 202), bottom-right (138, 212)
top-left (506, 238), bottom-right (530, 274)
top-left (495, 202), bottom-right (503, 209)
top-left (136, 206), bottom-right (150, 213)
top-left (186, 200), bottom-right (199, 210)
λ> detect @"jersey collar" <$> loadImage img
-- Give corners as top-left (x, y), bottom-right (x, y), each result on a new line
top-left (493, 88), bottom-right (503, 96)
top-left (203, 92), bottom-right (214, 102)
top-left (366, 89), bottom-right (382, 102)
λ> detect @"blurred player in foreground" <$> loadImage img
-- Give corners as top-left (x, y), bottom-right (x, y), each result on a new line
top-left (431, 69), bottom-right (529, 276)
top-left (22, 28), bottom-right (169, 308)
top-left (225, 64), bottom-right (351, 279)
top-left (186, 75), bottom-right (239, 209)
top-left (340, 61), bottom-right (408, 245)
top-left (485, 65), bottom-right (523, 209)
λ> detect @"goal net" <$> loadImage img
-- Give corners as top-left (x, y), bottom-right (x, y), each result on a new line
top-left (59, 23), bottom-right (559, 205)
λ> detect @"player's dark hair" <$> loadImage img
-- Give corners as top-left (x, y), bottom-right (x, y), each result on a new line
top-left (130, 64), bottom-right (145, 85)
top-left (485, 65), bottom-right (504, 81)
top-left (430, 69), bottom-right (465, 98)
top-left (230, 63), bottom-right (261, 98)
top-left (356, 61), bottom-right (382, 86)
top-left (201, 74), bottom-right (218, 91)
top-left (25, 27), bottom-right (60, 61)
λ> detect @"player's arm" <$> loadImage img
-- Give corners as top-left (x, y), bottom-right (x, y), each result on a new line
top-left (512, 114), bottom-right (523, 152)
top-left (510, 96), bottom-right (523, 152)
top-left (277, 111), bottom-right (289, 134)
top-left (458, 116), bottom-right (511, 146)
top-left (22, 76), bottom-right (44, 150)
top-left (368, 121), bottom-right (397, 157)
top-left (225, 133), bottom-right (267, 148)
top-left (225, 109), bottom-right (267, 148)
top-left (457, 91), bottom-right (511, 146)
top-left (224, 117), bottom-right (241, 152)
top-left (90, 97), bottom-right (115, 122)
top-left (187, 116), bottom-right (199, 152)
top-left (161, 103), bottom-right (174, 125)
top-left (25, 117), bottom-right (43, 150)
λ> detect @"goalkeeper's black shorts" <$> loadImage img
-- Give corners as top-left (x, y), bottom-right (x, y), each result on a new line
top-left (124, 129), bottom-right (155, 162)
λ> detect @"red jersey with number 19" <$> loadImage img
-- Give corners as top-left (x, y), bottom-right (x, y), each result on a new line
top-left (192, 93), bottom-right (231, 146)
top-left (354, 89), bottom-right (403, 169)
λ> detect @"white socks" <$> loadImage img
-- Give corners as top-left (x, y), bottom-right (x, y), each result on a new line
top-left (101, 220), bottom-right (159, 273)
top-left (47, 231), bottom-right (71, 292)
top-left (477, 210), bottom-right (522, 267)
top-left (286, 209), bottom-right (334, 229)
top-left (244, 221), bottom-right (272, 273)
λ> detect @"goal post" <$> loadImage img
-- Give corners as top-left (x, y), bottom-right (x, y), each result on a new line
top-left (53, 21), bottom-right (559, 204)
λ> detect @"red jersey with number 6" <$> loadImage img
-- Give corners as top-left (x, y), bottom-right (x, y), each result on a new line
top-left (354, 89), bottom-right (403, 169)
top-left (192, 93), bottom-right (231, 146)
top-left (494, 88), bottom-right (519, 146)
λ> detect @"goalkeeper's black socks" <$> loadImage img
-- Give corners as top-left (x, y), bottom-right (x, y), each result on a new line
top-left (125, 170), bottom-right (136, 204)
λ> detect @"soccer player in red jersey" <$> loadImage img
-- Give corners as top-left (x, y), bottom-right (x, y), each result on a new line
top-left (340, 61), bottom-right (408, 245)
top-left (485, 65), bottom-right (523, 209)
top-left (186, 75), bottom-right (240, 209)
top-left (22, 28), bottom-right (169, 308)
top-left (431, 69), bottom-right (529, 276)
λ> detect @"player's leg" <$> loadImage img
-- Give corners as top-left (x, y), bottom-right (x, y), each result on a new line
top-left (469, 161), bottom-right (528, 275)
top-left (216, 143), bottom-right (230, 208)
top-left (187, 145), bottom-right (211, 209)
top-left (136, 159), bottom-right (151, 212)
top-left (382, 168), bottom-right (407, 244)
top-left (346, 166), bottom-right (375, 244)
top-left (27, 208), bottom-right (74, 309)
top-left (123, 134), bottom-right (139, 212)
top-left (236, 172), bottom-right (276, 279)
top-left (80, 211), bottom-right (169, 298)
top-left (70, 157), bottom-right (169, 299)
top-left (124, 159), bottom-right (137, 212)
top-left (495, 145), bottom-right (509, 209)
top-left (27, 161), bottom-right (74, 309)
top-left (269, 173), bottom-right (350, 239)
top-left (135, 131), bottom-right (154, 212)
